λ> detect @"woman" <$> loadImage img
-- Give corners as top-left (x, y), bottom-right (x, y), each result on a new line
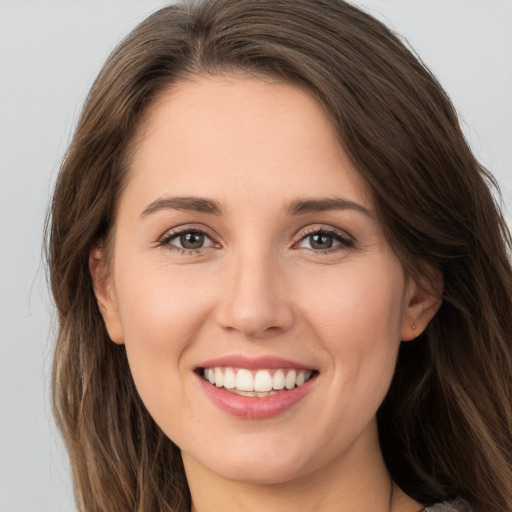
top-left (46, 1), bottom-right (512, 511)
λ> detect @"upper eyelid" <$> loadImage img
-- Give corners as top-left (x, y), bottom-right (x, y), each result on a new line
top-left (156, 224), bottom-right (354, 248)
top-left (294, 225), bottom-right (354, 242)
top-left (158, 224), bottom-right (219, 243)
top-left (157, 227), bottom-right (220, 255)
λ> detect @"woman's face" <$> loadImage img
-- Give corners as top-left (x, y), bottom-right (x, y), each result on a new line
top-left (93, 75), bottom-right (432, 486)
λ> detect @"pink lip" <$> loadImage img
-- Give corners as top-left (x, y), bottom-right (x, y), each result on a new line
top-left (196, 355), bottom-right (315, 371)
top-left (196, 377), bottom-right (316, 419)
top-left (194, 356), bottom-right (318, 420)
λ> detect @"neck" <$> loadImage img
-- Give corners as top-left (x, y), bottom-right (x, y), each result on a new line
top-left (183, 422), bottom-right (419, 512)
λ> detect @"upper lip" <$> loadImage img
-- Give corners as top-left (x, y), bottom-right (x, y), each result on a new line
top-left (196, 355), bottom-right (316, 371)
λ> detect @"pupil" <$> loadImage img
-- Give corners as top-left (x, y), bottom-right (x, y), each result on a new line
top-left (181, 232), bottom-right (204, 249)
top-left (310, 234), bottom-right (332, 249)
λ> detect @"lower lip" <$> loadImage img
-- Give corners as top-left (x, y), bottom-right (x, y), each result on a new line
top-left (196, 373), bottom-right (317, 420)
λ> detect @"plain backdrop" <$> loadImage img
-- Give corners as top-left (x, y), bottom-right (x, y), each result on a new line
top-left (0, 1), bottom-right (511, 511)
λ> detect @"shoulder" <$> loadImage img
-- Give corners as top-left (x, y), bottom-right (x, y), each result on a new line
top-left (422, 498), bottom-right (472, 512)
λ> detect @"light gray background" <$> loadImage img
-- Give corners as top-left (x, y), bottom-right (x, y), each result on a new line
top-left (1, 1), bottom-right (511, 511)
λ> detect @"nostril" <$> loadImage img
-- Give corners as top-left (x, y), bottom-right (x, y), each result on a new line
top-left (215, 301), bottom-right (295, 339)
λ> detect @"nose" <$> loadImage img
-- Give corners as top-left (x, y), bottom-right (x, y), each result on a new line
top-left (214, 250), bottom-right (295, 339)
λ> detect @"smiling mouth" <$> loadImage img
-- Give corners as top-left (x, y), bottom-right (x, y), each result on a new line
top-left (198, 367), bottom-right (317, 397)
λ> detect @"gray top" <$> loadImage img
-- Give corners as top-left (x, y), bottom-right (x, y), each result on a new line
top-left (422, 499), bottom-right (471, 511)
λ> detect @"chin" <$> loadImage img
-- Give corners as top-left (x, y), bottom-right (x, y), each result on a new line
top-left (205, 456), bottom-right (308, 486)
top-left (190, 433), bottom-right (325, 486)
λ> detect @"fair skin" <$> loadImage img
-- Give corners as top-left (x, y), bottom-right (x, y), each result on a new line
top-left (91, 75), bottom-right (441, 512)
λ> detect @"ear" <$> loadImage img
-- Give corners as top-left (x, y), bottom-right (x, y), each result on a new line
top-left (401, 270), bottom-right (443, 341)
top-left (89, 247), bottom-right (124, 344)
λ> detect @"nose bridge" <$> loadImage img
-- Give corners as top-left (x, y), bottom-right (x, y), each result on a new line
top-left (216, 243), bottom-right (293, 338)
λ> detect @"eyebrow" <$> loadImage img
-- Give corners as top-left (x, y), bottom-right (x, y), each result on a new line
top-left (286, 197), bottom-right (372, 217)
top-left (141, 196), bottom-right (223, 217)
top-left (140, 195), bottom-right (371, 218)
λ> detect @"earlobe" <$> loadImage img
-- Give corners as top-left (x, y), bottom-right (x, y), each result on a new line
top-left (401, 271), bottom-right (443, 341)
top-left (89, 248), bottom-right (124, 344)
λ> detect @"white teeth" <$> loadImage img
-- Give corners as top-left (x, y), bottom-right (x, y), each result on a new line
top-left (272, 370), bottom-right (285, 390)
top-left (214, 367), bottom-right (224, 388)
top-left (223, 368), bottom-right (236, 389)
top-left (257, 391), bottom-right (278, 397)
top-left (235, 390), bottom-right (256, 397)
top-left (254, 370), bottom-right (273, 392)
top-left (230, 389), bottom-right (279, 397)
top-left (201, 366), bottom-right (314, 393)
top-left (235, 369), bottom-right (254, 392)
top-left (285, 369), bottom-right (297, 390)
top-left (296, 370), bottom-right (306, 387)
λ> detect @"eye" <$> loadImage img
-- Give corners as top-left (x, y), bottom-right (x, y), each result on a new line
top-left (301, 232), bottom-right (336, 250)
top-left (175, 231), bottom-right (210, 250)
top-left (159, 228), bottom-right (216, 252)
top-left (297, 228), bottom-right (354, 252)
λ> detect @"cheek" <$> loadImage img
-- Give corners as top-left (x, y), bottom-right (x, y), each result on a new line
top-left (112, 260), bottom-right (213, 416)
top-left (115, 254), bottom-right (215, 345)
top-left (300, 260), bottom-right (406, 348)
top-left (298, 261), bottom-right (405, 418)
top-left (118, 277), bottom-right (196, 351)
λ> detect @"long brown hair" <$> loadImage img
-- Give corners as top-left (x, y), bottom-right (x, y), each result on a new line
top-left (46, 1), bottom-right (512, 511)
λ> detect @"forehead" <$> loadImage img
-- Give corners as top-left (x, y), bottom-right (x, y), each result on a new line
top-left (122, 74), bottom-right (372, 212)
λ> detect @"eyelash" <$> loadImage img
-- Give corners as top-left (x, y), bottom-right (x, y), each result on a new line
top-left (157, 226), bottom-right (355, 255)
top-left (157, 226), bottom-right (219, 255)
top-left (292, 227), bottom-right (355, 254)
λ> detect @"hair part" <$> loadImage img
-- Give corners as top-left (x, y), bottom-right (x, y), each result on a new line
top-left (46, 1), bottom-right (512, 511)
